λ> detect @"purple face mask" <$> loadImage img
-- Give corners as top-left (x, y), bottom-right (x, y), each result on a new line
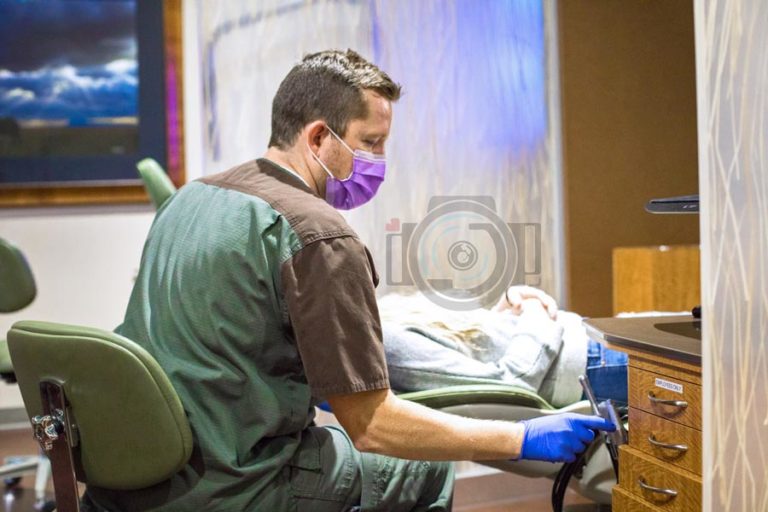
top-left (310, 128), bottom-right (386, 210)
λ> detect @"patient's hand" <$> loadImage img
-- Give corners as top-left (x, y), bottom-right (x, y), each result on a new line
top-left (494, 285), bottom-right (558, 320)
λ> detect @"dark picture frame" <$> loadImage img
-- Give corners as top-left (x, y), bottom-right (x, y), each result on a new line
top-left (0, 0), bottom-right (184, 207)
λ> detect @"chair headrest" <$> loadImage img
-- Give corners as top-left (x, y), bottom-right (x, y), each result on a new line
top-left (0, 238), bottom-right (36, 313)
top-left (136, 158), bottom-right (177, 209)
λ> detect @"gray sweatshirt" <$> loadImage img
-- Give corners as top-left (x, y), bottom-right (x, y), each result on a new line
top-left (378, 294), bottom-right (588, 408)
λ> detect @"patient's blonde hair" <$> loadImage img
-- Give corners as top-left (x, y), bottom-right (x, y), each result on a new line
top-left (378, 293), bottom-right (501, 349)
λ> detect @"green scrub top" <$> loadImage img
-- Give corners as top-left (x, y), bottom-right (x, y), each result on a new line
top-left (85, 159), bottom-right (389, 511)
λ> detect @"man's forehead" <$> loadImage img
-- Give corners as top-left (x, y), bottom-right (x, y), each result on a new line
top-left (362, 90), bottom-right (392, 118)
top-left (350, 90), bottom-right (392, 135)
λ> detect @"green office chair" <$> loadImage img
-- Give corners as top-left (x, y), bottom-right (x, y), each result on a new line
top-left (8, 321), bottom-right (193, 512)
top-left (0, 238), bottom-right (53, 506)
top-left (136, 158), bottom-right (177, 209)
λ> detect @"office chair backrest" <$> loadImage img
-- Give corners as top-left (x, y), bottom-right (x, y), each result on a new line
top-left (8, 321), bottom-right (193, 490)
top-left (136, 158), bottom-right (177, 209)
top-left (0, 238), bottom-right (36, 313)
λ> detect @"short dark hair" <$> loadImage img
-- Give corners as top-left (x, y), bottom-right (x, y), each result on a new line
top-left (268, 49), bottom-right (401, 149)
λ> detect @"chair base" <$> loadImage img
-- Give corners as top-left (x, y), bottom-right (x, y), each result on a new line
top-left (0, 455), bottom-right (37, 480)
top-left (33, 380), bottom-right (81, 512)
top-left (0, 453), bottom-right (52, 503)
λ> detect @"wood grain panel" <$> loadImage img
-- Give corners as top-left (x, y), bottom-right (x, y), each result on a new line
top-left (629, 354), bottom-right (702, 387)
top-left (613, 245), bottom-right (700, 315)
top-left (619, 446), bottom-right (701, 512)
top-left (613, 485), bottom-right (668, 512)
top-left (629, 408), bottom-right (701, 475)
top-left (628, 367), bottom-right (702, 429)
top-left (558, 1), bottom-right (699, 317)
top-left (0, 186), bottom-right (147, 207)
top-left (163, 0), bottom-right (185, 187)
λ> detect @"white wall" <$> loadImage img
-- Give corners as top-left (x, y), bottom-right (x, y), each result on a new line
top-left (0, 0), bottom-right (204, 411)
top-left (197, 1), bottom-right (564, 307)
top-left (0, 208), bottom-right (154, 409)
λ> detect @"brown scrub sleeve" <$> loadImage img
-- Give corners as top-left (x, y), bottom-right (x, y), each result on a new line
top-left (281, 235), bottom-right (390, 399)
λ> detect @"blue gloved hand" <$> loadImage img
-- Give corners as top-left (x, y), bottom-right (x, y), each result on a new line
top-left (519, 413), bottom-right (616, 463)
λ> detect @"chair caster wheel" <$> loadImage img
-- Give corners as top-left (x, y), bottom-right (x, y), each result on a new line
top-left (36, 499), bottom-right (56, 512)
top-left (3, 476), bottom-right (21, 487)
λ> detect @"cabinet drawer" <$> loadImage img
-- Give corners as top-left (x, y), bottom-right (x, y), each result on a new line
top-left (619, 446), bottom-right (701, 512)
top-left (629, 366), bottom-right (701, 429)
top-left (613, 485), bottom-right (667, 511)
top-left (629, 408), bottom-right (701, 475)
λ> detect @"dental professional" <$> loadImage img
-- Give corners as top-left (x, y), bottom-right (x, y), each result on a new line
top-left (82, 50), bottom-right (614, 512)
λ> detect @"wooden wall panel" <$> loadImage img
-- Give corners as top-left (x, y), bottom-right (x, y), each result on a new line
top-left (558, 0), bottom-right (700, 316)
top-left (613, 245), bottom-right (700, 315)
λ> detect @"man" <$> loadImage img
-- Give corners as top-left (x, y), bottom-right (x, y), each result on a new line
top-left (83, 50), bottom-right (613, 511)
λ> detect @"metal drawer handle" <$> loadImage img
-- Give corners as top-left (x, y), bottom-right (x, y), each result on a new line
top-left (638, 477), bottom-right (678, 497)
top-left (647, 391), bottom-right (688, 409)
top-left (648, 434), bottom-right (689, 452)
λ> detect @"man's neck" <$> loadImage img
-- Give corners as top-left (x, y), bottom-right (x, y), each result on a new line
top-left (263, 147), bottom-right (320, 195)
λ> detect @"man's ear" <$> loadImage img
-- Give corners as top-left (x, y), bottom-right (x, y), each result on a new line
top-left (305, 121), bottom-right (328, 153)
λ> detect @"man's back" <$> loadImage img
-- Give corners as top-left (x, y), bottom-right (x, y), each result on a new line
top-left (85, 159), bottom-right (373, 511)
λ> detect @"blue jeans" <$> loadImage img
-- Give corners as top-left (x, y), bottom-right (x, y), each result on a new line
top-left (584, 339), bottom-right (628, 405)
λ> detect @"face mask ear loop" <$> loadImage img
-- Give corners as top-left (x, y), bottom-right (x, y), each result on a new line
top-left (307, 142), bottom-right (335, 179)
top-left (321, 127), bottom-right (357, 182)
top-left (325, 126), bottom-right (355, 156)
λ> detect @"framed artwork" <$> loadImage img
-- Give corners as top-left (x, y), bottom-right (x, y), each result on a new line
top-left (0, 0), bottom-right (184, 207)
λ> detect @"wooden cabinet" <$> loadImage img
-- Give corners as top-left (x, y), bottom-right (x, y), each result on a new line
top-left (613, 486), bottom-right (672, 511)
top-left (628, 366), bottom-right (701, 429)
top-left (584, 316), bottom-right (702, 512)
top-left (616, 353), bottom-right (702, 511)
top-left (618, 445), bottom-right (701, 511)
top-left (628, 409), bottom-right (701, 475)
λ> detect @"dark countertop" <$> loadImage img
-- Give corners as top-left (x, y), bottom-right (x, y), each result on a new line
top-left (584, 315), bottom-right (701, 364)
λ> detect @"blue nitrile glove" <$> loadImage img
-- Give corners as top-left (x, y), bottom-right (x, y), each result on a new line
top-left (519, 413), bottom-right (616, 463)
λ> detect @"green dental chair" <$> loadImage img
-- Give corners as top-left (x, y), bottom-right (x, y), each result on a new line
top-left (398, 386), bottom-right (616, 505)
top-left (7, 321), bottom-right (193, 512)
top-left (0, 238), bottom-right (53, 507)
top-left (136, 158), bottom-right (177, 209)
